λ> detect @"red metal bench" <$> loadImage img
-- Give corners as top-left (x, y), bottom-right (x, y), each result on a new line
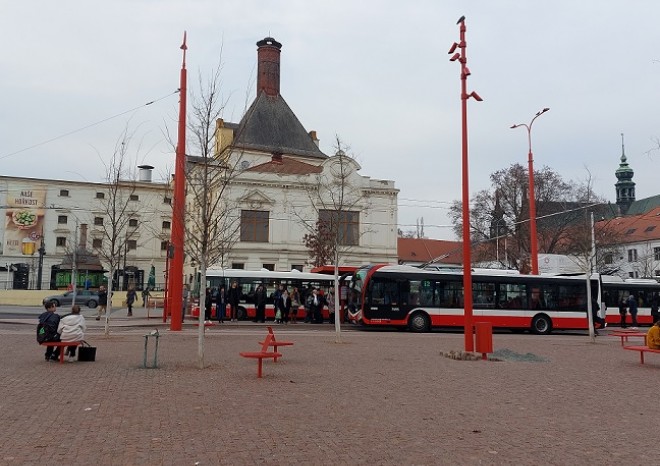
top-left (239, 334), bottom-right (282, 378)
top-left (258, 326), bottom-right (295, 362)
top-left (40, 341), bottom-right (83, 364)
top-left (623, 345), bottom-right (660, 364)
top-left (609, 331), bottom-right (646, 346)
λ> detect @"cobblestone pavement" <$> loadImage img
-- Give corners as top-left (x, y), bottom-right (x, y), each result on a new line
top-left (0, 317), bottom-right (657, 465)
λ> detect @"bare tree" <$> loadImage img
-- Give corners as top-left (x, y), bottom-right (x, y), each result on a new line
top-left (297, 137), bottom-right (370, 342)
top-left (94, 128), bottom-right (140, 335)
top-left (450, 163), bottom-right (614, 271)
top-left (182, 63), bottom-right (245, 368)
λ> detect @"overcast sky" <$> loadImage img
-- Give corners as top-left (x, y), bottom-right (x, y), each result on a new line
top-left (2, 1), bottom-right (659, 240)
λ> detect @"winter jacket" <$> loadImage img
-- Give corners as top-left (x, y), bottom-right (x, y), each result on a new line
top-left (38, 311), bottom-right (60, 340)
top-left (647, 325), bottom-right (660, 350)
top-left (57, 314), bottom-right (86, 342)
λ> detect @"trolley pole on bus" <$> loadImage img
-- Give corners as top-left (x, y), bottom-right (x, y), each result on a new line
top-left (449, 16), bottom-right (482, 352)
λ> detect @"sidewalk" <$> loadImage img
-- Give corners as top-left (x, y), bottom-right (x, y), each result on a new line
top-left (0, 324), bottom-right (657, 464)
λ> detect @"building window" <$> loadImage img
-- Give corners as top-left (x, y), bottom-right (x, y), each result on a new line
top-left (232, 263), bottom-right (244, 270)
top-left (654, 247), bottom-right (660, 261)
top-left (160, 241), bottom-right (168, 251)
top-left (603, 254), bottom-right (613, 265)
top-left (164, 196), bottom-right (172, 205)
top-left (129, 219), bottom-right (138, 227)
top-left (625, 228), bottom-right (637, 235)
top-left (94, 217), bottom-right (104, 226)
top-left (57, 215), bottom-right (68, 224)
top-left (655, 270), bottom-right (660, 278)
top-left (59, 189), bottom-right (69, 197)
top-left (628, 249), bottom-right (638, 262)
top-left (96, 192), bottom-right (105, 199)
top-left (240, 210), bottom-right (269, 242)
top-left (262, 264), bottom-right (275, 271)
top-left (92, 238), bottom-right (102, 249)
top-left (645, 225), bottom-right (656, 233)
top-left (629, 271), bottom-right (639, 278)
top-left (291, 264), bottom-right (304, 272)
top-left (162, 221), bottom-right (171, 230)
top-left (127, 240), bottom-right (137, 250)
top-left (319, 209), bottom-right (360, 246)
top-left (56, 237), bottom-right (66, 247)
top-left (129, 194), bottom-right (139, 201)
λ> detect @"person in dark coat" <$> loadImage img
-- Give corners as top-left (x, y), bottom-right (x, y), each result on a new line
top-left (254, 284), bottom-right (267, 323)
top-left (307, 288), bottom-right (326, 324)
top-left (228, 281), bottom-right (240, 322)
top-left (214, 286), bottom-right (226, 323)
top-left (39, 301), bottom-right (61, 361)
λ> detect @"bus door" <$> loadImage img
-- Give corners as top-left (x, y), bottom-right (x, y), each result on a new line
top-left (366, 278), bottom-right (409, 322)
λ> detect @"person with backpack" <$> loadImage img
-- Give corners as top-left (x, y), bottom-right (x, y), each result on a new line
top-left (38, 301), bottom-right (61, 361)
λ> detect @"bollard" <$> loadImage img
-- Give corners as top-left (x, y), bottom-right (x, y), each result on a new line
top-left (474, 322), bottom-right (493, 360)
top-left (143, 330), bottom-right (160, 368)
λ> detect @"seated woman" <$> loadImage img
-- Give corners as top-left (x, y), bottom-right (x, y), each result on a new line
top-left (57, 305), bottom-right (87, 362)
top-left (646, 320), bottom-right (660, 350)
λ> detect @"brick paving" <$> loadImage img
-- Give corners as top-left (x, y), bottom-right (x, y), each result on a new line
top-left (0, 313), bottom-right (657, 465)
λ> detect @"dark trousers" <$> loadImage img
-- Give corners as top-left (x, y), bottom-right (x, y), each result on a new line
top-left (230, 304), bottom-right (238, 320)
top-left (44, 335), bottom-right (61, 359)
top-left (67, 345), bottom-right (77, 357)
top-left (217, 303), bottom-right (225, 322)
top-left (205, 305), bottom-right (212, 320)
top-left (620, 312), bottom-right (627, 328)
top-left (255, 305), bottom-right (265, 322)
top-left (630, 312), bottom-right (638, 327)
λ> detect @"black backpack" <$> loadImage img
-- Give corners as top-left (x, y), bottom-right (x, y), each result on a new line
top-left (36, 314), bottom-right (55, 343)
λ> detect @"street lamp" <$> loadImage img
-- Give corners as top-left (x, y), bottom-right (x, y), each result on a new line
top-left (510, 107), bottom-right (549, 275)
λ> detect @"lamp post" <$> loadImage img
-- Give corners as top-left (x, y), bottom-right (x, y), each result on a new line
top-left (449, 16), bottom-right (482, 352)
top-left (510, 107), bottom-right (549, 275)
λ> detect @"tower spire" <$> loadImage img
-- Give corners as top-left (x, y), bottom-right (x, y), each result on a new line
top-left (615, 132), bottom-right (635, 214)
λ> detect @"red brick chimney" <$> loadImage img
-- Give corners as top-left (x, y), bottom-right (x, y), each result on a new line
top-left (256, 37), bottom-right (282, 96)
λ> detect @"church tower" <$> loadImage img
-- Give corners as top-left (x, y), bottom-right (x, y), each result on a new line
top-left (615, 133), bottom-right (635, 214)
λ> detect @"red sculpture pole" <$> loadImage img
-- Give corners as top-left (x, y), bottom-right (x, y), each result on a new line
top-left (449, 16), bottom-right (482, 352)
top-left (167, 32), bottom-right (187, 331)
top-left (511, 108), bottom-right (549, 275)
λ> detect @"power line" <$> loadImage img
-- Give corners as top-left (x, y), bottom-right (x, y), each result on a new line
top-left (0, 90), bottom-right (179, 162)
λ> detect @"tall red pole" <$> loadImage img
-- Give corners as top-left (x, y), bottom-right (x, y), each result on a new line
top-left (511, 108), bottom-right (549, 275)
top-left (167, 32), bottom-right (187, 331)
top-left (450, 16), bottom-right (482, 352)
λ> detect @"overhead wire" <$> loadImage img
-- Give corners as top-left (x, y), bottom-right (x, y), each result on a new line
top-left (0, 90), bottom-right (179, 162)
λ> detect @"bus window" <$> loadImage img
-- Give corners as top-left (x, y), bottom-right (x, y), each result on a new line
top-left (437, 280), bottom-right (463, 308)
top-left (499, 283), bottom-right (525, 309)
top-left (473, 282), bottom-right (496, 309)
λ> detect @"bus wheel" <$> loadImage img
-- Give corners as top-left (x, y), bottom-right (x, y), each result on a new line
top-left (408, 312), bottom-right (431, 333)
top-left (531, 315), bottom-right (552, 335)
top-left (237, 307), bottom-right (247, 321)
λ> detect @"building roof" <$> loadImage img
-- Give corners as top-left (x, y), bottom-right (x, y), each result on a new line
top-left (623, 194), bottom-right (660, 216)
top-left (397, 237), bottom-right (463, 265)
top-left (602, 206), bottom-right (660, 243)
top-left (246, 155), bottom-right (323, 175)
top-left (232, 92), bottom-right (327, 159)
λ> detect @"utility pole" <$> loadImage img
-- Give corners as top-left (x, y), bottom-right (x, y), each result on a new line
top-left (71, 220), bottom-right (79, 306)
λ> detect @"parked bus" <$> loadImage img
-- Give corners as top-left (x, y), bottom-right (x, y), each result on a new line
top-left (347, 264), bottom-right (604, 334)
top-left (601, 275), bottom-right (660, 326)
top-left (204, 269), bottom-right (335, 321)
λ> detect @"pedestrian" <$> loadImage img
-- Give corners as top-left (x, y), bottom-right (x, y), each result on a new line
top-left (142, 288), bottom-right (151, 307)
top-left (215, 285), bottom-right (226, 323)
top-left (254, 284), bottom-right (267, 323)
top-left (651, 293), bottom-right (660, 324)
top-left (57, 304), bottom-right (86, 362)
top-left (591, 298), bottom-right (606, 335)
top-left (618, 296), bottom-right (628, 328)
top-left (126, 287), bottom-right (137, 317)
top-left (228, 281), bottom-right (240, 322)
top-left (182, 284), bottom-right (189, 322)
top-left (646, 320), bottom-right (660, 350)
top-left (204, 287), bottom-right (212, 323)
top-left (38, 301), bottom-right (61, 361)
top-left (627, 293), bottom-right (639, 328)
top-left (307, 288), bottom-right (325, 324)
top-left (96, 285), bottom-right (107, 321)
top-left (327, 288), bottom-right (336, 324)
top-left (290, 287), bottom-right (301, 324)
top-left (279, 286), bottom-right (291, 324)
